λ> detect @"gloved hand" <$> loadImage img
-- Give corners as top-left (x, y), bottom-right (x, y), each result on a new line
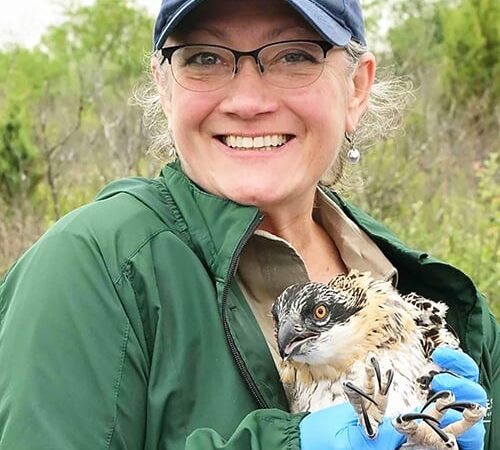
top-left (299, 402), bottom-right (405, 450)
top-left (299, 348), bottom-right (487, 450)
top-left (430, 346), bottom-right (487, 450)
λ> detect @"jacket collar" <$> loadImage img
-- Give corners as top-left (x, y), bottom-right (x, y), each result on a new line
top-left (160, 162), bottom-right (262, 281)
top-left (160, 164), bottom-right (290, 409)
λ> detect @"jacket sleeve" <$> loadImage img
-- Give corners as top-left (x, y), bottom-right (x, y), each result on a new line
top-left (0, 226), bottom-right (305, 450)
top-left (0, 227), bottom-right (147, 449)
top-left (186, 410), bottom-right (304, 449)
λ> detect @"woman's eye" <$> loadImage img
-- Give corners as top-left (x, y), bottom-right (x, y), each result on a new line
top-left (186, 53), bottom-right (221, 66)
top-left (279, 51), bottom-right (316, 64)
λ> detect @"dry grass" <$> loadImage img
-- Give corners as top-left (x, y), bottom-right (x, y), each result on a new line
top-left (0, 206), bottom-right (46, 275)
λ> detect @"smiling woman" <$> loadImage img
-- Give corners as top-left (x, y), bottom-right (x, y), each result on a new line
top-left (138, 9), bottom-right (407, 191)
top-left (0, 0), bottom-right (498, 449)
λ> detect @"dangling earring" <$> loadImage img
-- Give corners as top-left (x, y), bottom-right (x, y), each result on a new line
top-left (345, 132), bottom-right (360, 164)
top-left (166, 129), bottom-right (177, 159)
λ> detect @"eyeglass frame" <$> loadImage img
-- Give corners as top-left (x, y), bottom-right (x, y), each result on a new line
top-left (158, 39), bottom-right (340, 89)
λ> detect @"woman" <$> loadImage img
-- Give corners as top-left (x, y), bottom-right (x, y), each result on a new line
top-left (0, 0), bottom-right (497, 449)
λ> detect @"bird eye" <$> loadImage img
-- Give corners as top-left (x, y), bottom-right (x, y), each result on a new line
top-left (313, 304), bottom-right (328, 321)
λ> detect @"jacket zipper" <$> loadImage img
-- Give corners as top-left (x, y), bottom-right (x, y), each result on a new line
top-left (221, 212), bottom-right (268, 409)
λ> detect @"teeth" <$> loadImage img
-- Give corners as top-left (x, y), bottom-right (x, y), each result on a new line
top-left (222, 134), bottom-right (290, 150)
top-left (242, 137), bottom-right (253, 148)
top-left (253, 136), bottom-right (264, 147)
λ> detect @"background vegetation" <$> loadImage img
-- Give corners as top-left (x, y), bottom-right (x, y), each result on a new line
top-left (0, 0), bottom-right (498, 318)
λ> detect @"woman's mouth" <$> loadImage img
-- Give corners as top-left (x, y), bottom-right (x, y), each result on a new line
top-left (217, 134), bottom-right (294, 151)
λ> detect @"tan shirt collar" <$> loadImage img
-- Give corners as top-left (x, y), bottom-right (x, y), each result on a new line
top-left (236, 188), bottom-right (398, 367)
top-left (313, 188), bottom-right (397, 284)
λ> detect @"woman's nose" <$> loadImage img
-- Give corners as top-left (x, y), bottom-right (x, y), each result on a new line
top-left (218, 58), bottom-right (280, 119)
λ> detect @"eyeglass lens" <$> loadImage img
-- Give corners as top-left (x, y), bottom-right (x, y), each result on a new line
top-left (170, 41), bottom-right (327, 92)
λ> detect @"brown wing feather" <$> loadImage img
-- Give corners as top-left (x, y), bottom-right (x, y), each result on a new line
top-left (403, 292), bottom-right (459, 357)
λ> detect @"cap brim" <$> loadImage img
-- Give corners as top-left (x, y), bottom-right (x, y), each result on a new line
top-left (155, 0), bottom-right (205, 50)
top-left (285, 0), bottom-right (352, 46)
top-left (155, 0), bottom-right (354, 50)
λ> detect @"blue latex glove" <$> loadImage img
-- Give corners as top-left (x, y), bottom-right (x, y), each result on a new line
top-left (300, 402), bottom-right (405, 450)
top-left (299, 348), bottom-right (487, 450)
top-left (430, 347), bottom-right (487, 450)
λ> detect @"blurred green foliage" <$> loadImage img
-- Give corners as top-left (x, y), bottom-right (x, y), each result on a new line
top-left (0, 0), bottom-right (498, 319)
top-left (0, 102), bottom-right (43, 206)
top-left (439, 0), bottom-right (500, 111)
top-left (356, 0), bottom-right (499, 317)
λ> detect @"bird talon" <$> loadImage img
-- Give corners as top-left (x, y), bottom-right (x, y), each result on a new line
top-left (369, 356), bottom-right (382, 391)
top-left (382, 368), bottom-right (394, 395)
top-left (343, 380), bottom-right (383, 438)
top-left (395, 396), bottom-right (485, 450)
top-left (421, 390), bottom-right (453, 413)
top-left (399, 412), bottom-right (440, 426)
top-left (343, 381), bottom-right (378, 406)
top-left (360, 399), bottom-right (377, 438)
top-left (438, 401), bottom-right (481, 412)
top-left (394, 412), bottom-right (458, 449)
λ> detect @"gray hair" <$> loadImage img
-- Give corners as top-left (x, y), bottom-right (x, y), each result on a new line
top-left (134, 40), bottom-right (413, 189)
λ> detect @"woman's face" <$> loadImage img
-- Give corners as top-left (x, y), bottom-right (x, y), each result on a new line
top-left (153, 0), bottom-right (374, 213)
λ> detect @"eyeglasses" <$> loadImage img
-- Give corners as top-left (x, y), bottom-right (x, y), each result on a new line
top-left (159, 39), bottom-right (338, 92)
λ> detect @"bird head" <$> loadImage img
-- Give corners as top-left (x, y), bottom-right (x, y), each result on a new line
top-left (272, 281), bottom-right (366, 367)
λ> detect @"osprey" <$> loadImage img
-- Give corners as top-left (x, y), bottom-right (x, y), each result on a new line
top-left (272, 271), bottom-right (486, 450)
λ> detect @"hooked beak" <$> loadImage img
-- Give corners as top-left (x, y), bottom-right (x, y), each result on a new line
top-left (278, 319), bottom-right (319, 360)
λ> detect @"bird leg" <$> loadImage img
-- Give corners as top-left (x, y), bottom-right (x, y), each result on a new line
top-left (395, 412), bottom-right (458, 450)
top-left (394, 390), bottom-right (487, 450)
top-left (440, 402), bottom-right (486, 437)
top-left (343, 355), bottom-right (394, 438)
top-left (370, 356), bottom-right (394, 422)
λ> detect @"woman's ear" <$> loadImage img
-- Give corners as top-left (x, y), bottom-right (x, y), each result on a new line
top-left (151, 56), bottom-right (172, 119)
top-left (345, 52), bottom-right (376, 133)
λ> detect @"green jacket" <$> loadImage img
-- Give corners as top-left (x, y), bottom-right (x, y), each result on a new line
top-left (0, 163), bottom-right (498, 450)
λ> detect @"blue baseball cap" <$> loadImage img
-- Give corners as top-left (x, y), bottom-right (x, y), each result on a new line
top-left (153, 0), bottom-right (366, 50)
